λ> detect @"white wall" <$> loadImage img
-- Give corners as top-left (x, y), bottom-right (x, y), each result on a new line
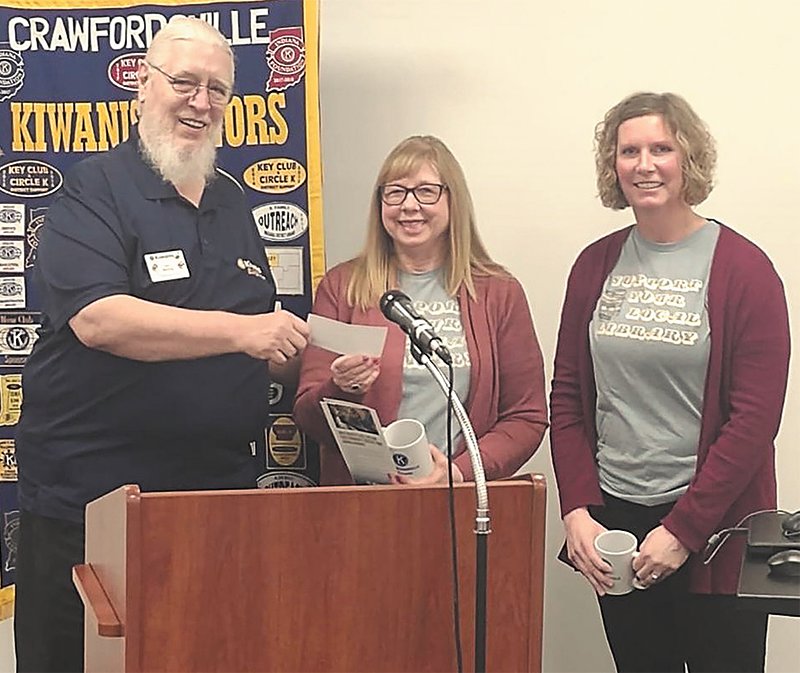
top-left (318, 0), bottom-right (800, 671)
top-left (0, 619), bottom-right (12, 673)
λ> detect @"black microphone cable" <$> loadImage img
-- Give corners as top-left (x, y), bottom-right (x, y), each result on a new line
top-left (400, 299), bottom-right (462, 672)
top-left (702, 509), bottom-right (791, 564)
top-left (443, 359), bottom-right (464, 673)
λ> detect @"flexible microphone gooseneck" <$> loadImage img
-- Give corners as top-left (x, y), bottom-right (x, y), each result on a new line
top-left (379, 289), bottom-right (453, 364)
top-left (391, 310), bottom-right (489, 673)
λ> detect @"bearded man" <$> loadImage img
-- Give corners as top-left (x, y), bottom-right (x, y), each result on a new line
top-left (13, 17), bottom-right (309, 672)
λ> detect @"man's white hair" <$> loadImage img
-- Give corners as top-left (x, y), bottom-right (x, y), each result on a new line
top-left (146, 16), bottom-right (235, 79)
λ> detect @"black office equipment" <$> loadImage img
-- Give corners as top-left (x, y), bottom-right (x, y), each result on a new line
top-left (736, 511), bottom-right (800, 616)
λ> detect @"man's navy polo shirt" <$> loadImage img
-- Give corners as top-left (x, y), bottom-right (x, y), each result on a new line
top-left (16, 127), bottom-right (276, 523)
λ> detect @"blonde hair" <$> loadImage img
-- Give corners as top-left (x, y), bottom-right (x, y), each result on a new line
top-left (346, 135), bottom-right (505, 310)
top-left (595, 92), bottom-right (717, 210)
top-left (146, 16), bottom-right (235, 81)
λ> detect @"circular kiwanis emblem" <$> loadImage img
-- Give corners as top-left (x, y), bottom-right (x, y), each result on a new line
top-left (0, 278), bottom-right (22, 296)
top-left (252, 202), bottom-right (309, 242)
top-left (0, 207), bottom-right (22, 224)
top-left (0, 244), bottom-right (21, 260)
top-left (2, 326), bottom-right (30, 351)
top-left (265, 27), bottom-right (305, 92)
top-left (392, 453), bottom-right (410, 468)
top-left (107, 52), bottom-right (146, 92)
top-left (268, 415), bottom-right (301, 467)
top-left (268, 381), bottom-right (284, 406)
top-left (0, 49), bottom-right (24, 102)
top-left (0, 161), bottom-right (63, 199)
top-left (243, 158), bottom-right (306, 195)
top-left (256, 471), bottom-right (316, 489)
top-left (268, 34), bottom-right (305, 76)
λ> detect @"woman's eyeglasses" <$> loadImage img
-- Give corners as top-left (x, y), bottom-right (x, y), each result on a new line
top-left (378, 183), bottom-right (448, 206)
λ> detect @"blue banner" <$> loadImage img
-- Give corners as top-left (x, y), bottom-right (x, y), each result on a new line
top-left (0, 0), bottom-right (323, 600)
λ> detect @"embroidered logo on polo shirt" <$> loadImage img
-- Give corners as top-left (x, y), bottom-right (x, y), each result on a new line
top-left (236, 257), bottom-right (266, 280)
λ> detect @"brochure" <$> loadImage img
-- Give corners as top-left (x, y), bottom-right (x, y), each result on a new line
top-left (320, 398), bottom-right (433, 484)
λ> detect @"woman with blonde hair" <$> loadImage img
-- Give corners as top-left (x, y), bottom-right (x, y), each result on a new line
top-left (295, 135), bottom-right (547, 484)
top-left (550, 92), bottom-right (790, 672)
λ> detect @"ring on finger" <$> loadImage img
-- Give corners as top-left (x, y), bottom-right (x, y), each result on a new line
top-left (350, 382), bottom-right (361, 391)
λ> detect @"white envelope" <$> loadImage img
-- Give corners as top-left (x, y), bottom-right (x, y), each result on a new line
top-left (307, 314), bottom-right (387, 357)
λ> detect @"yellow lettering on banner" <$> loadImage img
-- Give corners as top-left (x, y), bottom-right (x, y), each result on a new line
top-left (11, 96), bottom-right (278, 152)
top-left (47, 103), bottom-right (74, 152)
top-left (224, 98), bottom-right (246, 147)
top-left (244, 94), bottom-right (269, 145)
top-left (72, 103), bottom-right (97, 151)
top-left (122, 100), bottom-right (139, 142)
top-left (11, 100), bottom-right (140, 153)
top-left (224, 93), bottom-right (289, 147)
top-left (267, 93), bottom-right (289, 144)
top-left (33, 103), bottom-right (47, 152)
top-left (97, 102), bottom-right (120, 150)
top-left (10, 103), bottom-right (36, 152)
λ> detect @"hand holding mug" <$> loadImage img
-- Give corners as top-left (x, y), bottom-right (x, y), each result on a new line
top-left (563, 508), bottom-right (615, 595)
top-left (631, 525), bottom-right (689, 588)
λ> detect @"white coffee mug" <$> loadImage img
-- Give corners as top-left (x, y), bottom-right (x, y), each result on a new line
top-left (383, 418), bottom-right (434, 478)
top-left (594, 529), bottom-right (639, 595)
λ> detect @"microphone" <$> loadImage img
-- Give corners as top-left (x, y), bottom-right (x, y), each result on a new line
top-left (379, 290), bottom-right (452, 364)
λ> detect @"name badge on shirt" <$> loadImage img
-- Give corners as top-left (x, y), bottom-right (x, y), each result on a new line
top-left (144, 250), bottom-right (191, 282)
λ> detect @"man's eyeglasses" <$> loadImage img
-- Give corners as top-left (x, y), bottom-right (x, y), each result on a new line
top-left (379, 183), bottom-right (448, 206)
top-left (146, 61), bottom-right (232, 107)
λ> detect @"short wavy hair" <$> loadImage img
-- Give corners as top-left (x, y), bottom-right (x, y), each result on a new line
top-left (595, 92), bottom-right (717, 210)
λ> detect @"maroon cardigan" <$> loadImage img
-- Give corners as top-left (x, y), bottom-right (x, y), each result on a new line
top-left (550, 222), bottom-right (791, 593)
top-left (294, 261), bottom-right (549, 484)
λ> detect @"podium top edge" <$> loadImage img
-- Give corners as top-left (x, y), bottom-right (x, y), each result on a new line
top-left (102, 475), bottom-right (545, 499)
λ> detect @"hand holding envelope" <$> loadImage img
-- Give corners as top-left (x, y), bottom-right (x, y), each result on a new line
top-left (307, 314), bottom-right (387, 357)
top-left (309, 316), bottom-right (433, 483)
top-left (308, 314), bottom-right (387, 394)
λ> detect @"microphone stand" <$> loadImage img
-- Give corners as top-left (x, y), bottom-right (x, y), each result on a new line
top-left (411, 345), bottom-right (490, 673)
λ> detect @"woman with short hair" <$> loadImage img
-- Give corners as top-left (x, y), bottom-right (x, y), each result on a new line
top-left (550, 92), bottom-right (791, 672)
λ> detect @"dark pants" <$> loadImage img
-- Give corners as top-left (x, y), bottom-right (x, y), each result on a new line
top-left (14, 510), bottom-right (85, 673)
top-left (592, 493), bottom-right (767, 673)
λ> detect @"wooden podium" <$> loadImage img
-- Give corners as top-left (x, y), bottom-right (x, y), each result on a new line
top-left (73, 475), bottom-right (546, 672)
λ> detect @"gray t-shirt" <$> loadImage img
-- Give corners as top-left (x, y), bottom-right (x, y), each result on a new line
top-left (397, 269), bottom-right (471, 454)
top-left (590, 220), bottom-right (720, 505)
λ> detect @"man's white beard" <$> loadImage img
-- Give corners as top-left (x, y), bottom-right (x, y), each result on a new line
top-left (138, 112), bottom-right (219, 187)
